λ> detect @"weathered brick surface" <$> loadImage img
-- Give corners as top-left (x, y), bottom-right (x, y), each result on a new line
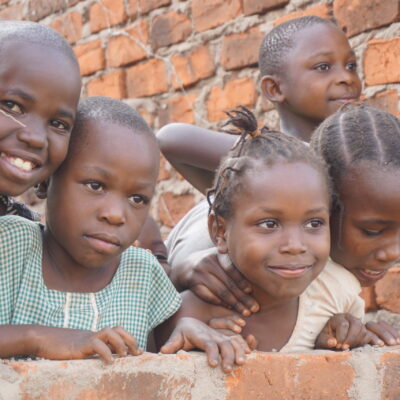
top-left (364, 38), bottom-right (400, 86)
top-left (74, 40), bottom-right (105, 76)
top-left (127, 0), bottom-right (171, 16)
top-left (87, 70), bottom-right (126, 99)
top-left (159, 94), bottom-right (197, 126)
top-left (27, 0), bottom-right (66, 21)
top-left (106, 21), bottom-right (149, 68)
top-left (89, 0), bottom-right (127, 34)
top-left (274, 3), bottom-right (331, 25)
top-left (159, 192), bottom-right (196, 227)
top-left (375, 267), bottom-right (400, 313)
top-left (221, 27), bottom-right (263, 70)
top-left (207, 77), bottom-right (257, 122)
top-left (126, 59), bottom-right (168, 98)
top-left (334, 0), bottom-right (399, 37)
top-left (171, 45), bottom-right (215, 89)
top-left (379, 352), bottom-right (400, 400)
top-left (192, 0), bottom-right (242, 32)
top-left (151, 12), bottom-right (192, 49)
top-left (243, 0), bottom-right (289, 16)
top-left (0, 3), bottom-right (23, 19)
top-left (158, 155), bottom-right (172, 182)
top-left (365, 90), bottom-right (399, 117)
top-left (51, 11), bottom-right (82, 44)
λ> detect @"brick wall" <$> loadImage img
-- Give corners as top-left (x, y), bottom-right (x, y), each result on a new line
top-left (1, 0), bottom-right (398, 236)
top-left (1, 349), bottom-right (400, 399)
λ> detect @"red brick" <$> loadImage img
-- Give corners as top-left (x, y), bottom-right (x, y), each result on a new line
top-left (243, 0), bottom-right (289, 16)
top-left (126, 59), bottom-right (168, 98)
top-left (51, 12), bottom-right (83, 44)
top-left (171, 45), bottom-right (215, 89)
top-left (127, 0), bottom-right (171, 17)
top-left (192, 0), bottom-right (242, 32)
top-left (221, 27), bottom-right (263, 71)
top-left (334, 0), bottom-right (399, 37)
top-left (360, 286), bottom-right (378, 312)
top-left (274, 3), bottom-right (331, 26)
top-left (379, 352), bottom-right (400, 400)
top-left (158, 192), bottom-right (195, 227)
top-left (158, 155), bottom-right (171, 182)
top-left (364, 90), bottom-right (399, 117)
top-left (27, 0), bottom-right (66, 21)
top-left (207, 77), bottom-right (257, 122)
top-left (0, 3), bottom-right (23, 20)
top-left (159, 94), bottom-right (197, 126)
top-left (364, 38), bottom-right (400, 86)
top-left (106, 21), bottom-right (149, 68)
top-left (151, 12), bottom-right (191, 49)
top-left (375, 266), bottom-right (400, 313)
top-left (89, 0), bottom-right (127, 34)
top-left (226, 352), bottom-right (354, 400)
top-left (74, 40), bottom-right (105, 77)
top-left (86, 70), bottom-right (126, 100)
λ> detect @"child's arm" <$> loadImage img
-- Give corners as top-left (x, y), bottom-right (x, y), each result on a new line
top-left (0, 325), bottom-right (142, 363)
top-left (169, 247), bottom-right (259, 316)
top-left (157, 123), bottom-right (237, 194)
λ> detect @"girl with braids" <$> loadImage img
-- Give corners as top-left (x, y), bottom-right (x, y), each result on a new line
top-left (158, 107), bottom-right (378, 352)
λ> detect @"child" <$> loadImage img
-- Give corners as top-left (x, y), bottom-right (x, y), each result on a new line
top-left (0, 97), bottom-right (250, 371)
top-left (158, 15), bottom-right (362, 289)
top-left (157, 107), bottom-right (375, 352)
top-left (0, 20), bottom-right (81, 219)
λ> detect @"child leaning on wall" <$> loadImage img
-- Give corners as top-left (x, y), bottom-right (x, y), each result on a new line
top-left (0, 20), bottom-right (81, 220)
top-left (0, 97), bottom-right (251, 372)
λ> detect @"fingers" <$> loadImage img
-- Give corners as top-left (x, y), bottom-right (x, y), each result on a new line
top-left (97, 327), bottom-right (142, 359)
top-left (192, 284), bottom-right (224, 306)
top-left (113, 326), bottom-right (143, 356)
top-left (90, 338), bottom-right (114, 364)
top-left (160, 330), bottom-right (185, 354)
top-left (341, 317), bottom-right (364, 350)
top-left (208, 315), bottom-right (246, 333)
top-left (315, 331), bottom-right (337, 349)
top-left (366, 321), bottom-right (400, 346)
top-left (331, 315), bottom-right (351, 348)
top-left (245, 334), bottom-right (258, 351)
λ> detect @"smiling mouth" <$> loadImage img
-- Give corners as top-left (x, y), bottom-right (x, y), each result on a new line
top-left (356, 268), bottom-right (387, 281)
top-left (267, 265), bottom-right (313, 278)
top-left (0, 152), bottom-right (38, 172)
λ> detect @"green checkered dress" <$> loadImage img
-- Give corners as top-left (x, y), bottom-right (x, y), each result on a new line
top-left (0, 215), bottom-right (181, 349)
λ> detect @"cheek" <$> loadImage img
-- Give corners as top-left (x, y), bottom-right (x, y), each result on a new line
top-left (48, 135), bottom-right (70, 167)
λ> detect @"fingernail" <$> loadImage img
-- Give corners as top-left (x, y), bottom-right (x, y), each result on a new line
top-left (397, 338), bottom-right (400, 344)
top-left (233, 326), bottom-right (242, 333)
top-left (250, 305), bottom-right (259, 313)
top-left (238, 319), bottom-right (246, 326)
top-left (342, 344), bottom-right (349, 350)
top-left (242, 309), bottom-right (250, 317)
top-left (378, 340), bottom-right (384, 346)
top-left (237, 357), bottom-right (244, 363)
top-left (244, 287), bottom-right (252, 293)
top-left (389, 338), bottom-right (396, 345)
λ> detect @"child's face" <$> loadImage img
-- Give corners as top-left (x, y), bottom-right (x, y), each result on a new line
top-left (331, 164), bottom-right (400, 287)
top-left (45, 119), bottom-right (159, 270)
top-left (0, 42), bottom-right (81, 196)
top-left (219, 162), bottom-right (330, 302)
top-left (277, 23), bottom-right (361, 124)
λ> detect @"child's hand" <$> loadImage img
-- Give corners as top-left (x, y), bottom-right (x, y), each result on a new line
top-left (159, 317), bottom-right (252, 373)
top-left (315, 313), bottom-right (383, 350)
top-left (170, 247), bottom-right (259, 316)
top-left (365, 320), bottom-right (400, 346)
top-left (208, 315), bottom-right (258, 350)
top-left (35, 326), bottom-right (143, 364)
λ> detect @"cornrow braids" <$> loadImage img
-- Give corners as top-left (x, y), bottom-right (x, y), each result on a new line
top-left (310, 103), bottom-right (400, 196)
top-left (207, 106), bottom-right (331, 219)
top-left (259, 16), bottom-right (336, 77)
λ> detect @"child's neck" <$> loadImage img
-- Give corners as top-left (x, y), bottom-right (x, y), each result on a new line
top-left (42, 228), bottom-right (120, 293)
top-left (278, 108), bottom-right (321, 143)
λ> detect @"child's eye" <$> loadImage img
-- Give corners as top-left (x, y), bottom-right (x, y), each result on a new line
top-left (50, 119), bottom-right (70, 132)
top-left (86, 181), bottom-right (104, 192)
top-left (258, 219), bottom-right (279, 230)
top-left (129, 194), bottom-right (149, 207)
top-left (346, 61), bottom-right (357, 71)
top-left (314, 63), bottom-right (330, 72)
top-left (2, 100), bottom-right (23, 114)
top-left (305, 219), bottom-right (325, 229)
top-left (361, 228), bottom-right (382, 237)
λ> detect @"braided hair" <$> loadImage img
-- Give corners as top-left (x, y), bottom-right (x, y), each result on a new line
top-left (207, 106), bottom-right (331, 219)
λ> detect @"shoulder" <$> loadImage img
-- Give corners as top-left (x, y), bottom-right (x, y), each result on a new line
top-left (0, 215), bottom-right (42, 244)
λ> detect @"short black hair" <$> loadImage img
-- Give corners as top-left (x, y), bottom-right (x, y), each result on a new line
top-left (259, 16), bottom-right (337, 77)
top-left (0, 20), bottom-right (78, 67)
top-left (208, 106), bottom-right (331, 219)
top-left (311, 103), bottom-right (400, 196)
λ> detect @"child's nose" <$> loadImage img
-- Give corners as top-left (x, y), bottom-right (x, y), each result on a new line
top-left (279, 229), bottom-right (307, 254)
top-left (99, 198), bottom-right (126, 226)
top-left (17, 119), bottom-right (47, 149)
top-left (375, 239), bottom-right (400, 265)
top-left (336, 66), bottom-right (355, 86)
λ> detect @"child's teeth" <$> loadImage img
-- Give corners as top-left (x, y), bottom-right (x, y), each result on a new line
top-left (5, 155), bottom-right (35, 171)
top-left (364, 269), bottom-right (381, 275)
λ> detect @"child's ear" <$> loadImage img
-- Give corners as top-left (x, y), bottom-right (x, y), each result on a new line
top-left (34, 180), bottom-right (49, 199)
top-left (260, 75), bottom-right (285, 103)
top-left (208, 213), bottom-right (228, 254)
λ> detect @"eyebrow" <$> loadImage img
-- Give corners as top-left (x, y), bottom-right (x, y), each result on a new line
top-left (308, 50), bottom-right (356, 59)
top-left (356, 218), bottom-right (391, 225)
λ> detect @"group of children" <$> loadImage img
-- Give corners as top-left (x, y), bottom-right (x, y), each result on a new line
top-left (0, 15), bottom-right (399, 372)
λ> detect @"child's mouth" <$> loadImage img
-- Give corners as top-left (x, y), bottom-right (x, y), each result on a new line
top-left (84, 234), bottom-right (121, 255)
top-left (267, 265), bottom-right (312, 278)
top-left (0, 152), bottom-right (37, 172)
top-left (356, 268), bottom-right (387, 281)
